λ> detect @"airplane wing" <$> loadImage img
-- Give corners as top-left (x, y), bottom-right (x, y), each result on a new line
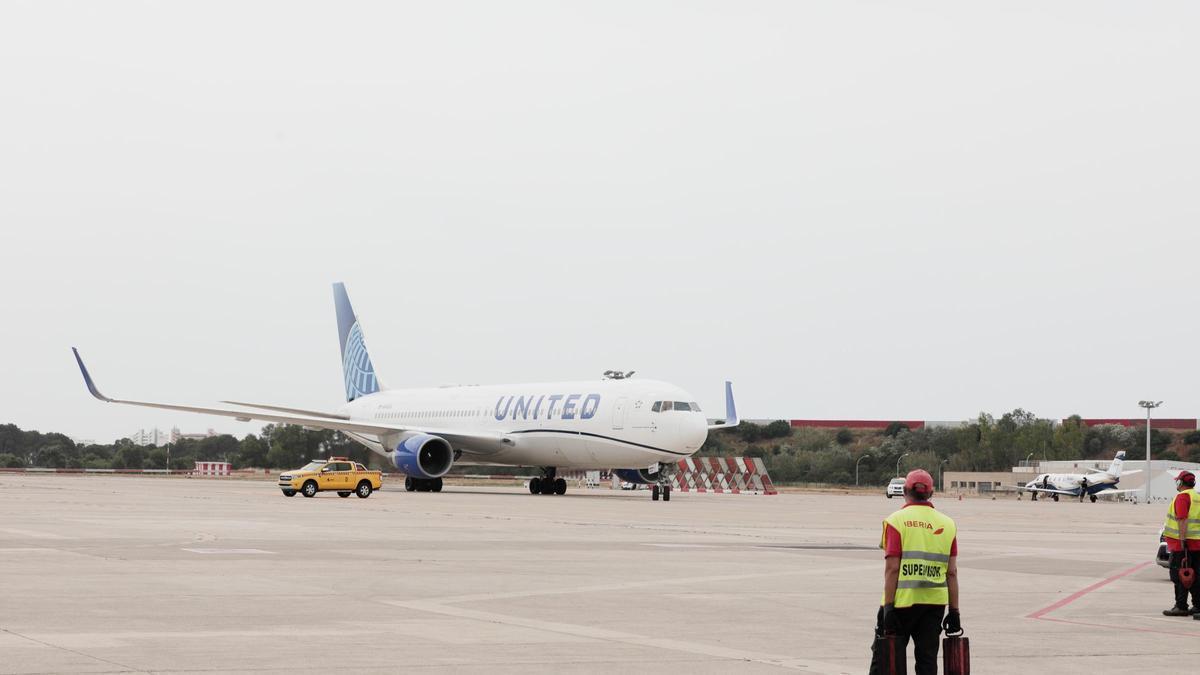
top-left (72, 348), bottom-right (508, 454)
top-left (706, 381), bottom-right (740, 430)
top-left (1091, 488), bottom-right (1142, 495)
top-left (1022, 485), bottom-right (1081, 496)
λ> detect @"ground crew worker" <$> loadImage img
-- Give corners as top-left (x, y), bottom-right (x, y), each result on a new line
top-left (870, 469), bottom-right (961, 675)
top-left (1162, 470), bottom-right (1200, 617)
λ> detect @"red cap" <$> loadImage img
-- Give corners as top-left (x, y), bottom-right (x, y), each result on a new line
top-left (905, 469), bottom-right (935, 494)
top-left (1174, 470), bottom-right (1195, 482)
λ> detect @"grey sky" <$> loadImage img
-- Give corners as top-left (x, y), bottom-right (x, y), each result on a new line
top-left (2, 2), bottom-right (1197, 443)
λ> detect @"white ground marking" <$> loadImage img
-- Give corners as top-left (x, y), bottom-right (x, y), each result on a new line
top-left (0, 527), bottom-right (67, 539)
top-left (376, 564), bottom-right (879, 673)
top-left (402, 562), bottom-right (881, 605)
top-left (180, 547), bottom-right (274, 554)
top-left (383, 599), bottom-right (855, 673)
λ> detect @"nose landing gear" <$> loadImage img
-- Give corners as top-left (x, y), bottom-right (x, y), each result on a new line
top-left (529, 468), bottom-right (567, 495)
top-left (651, 484), bottom-right (671, 501)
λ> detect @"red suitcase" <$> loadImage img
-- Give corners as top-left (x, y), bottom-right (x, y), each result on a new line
top-left (943, 635), bottom-right (970, 675)
top-left (871, 632), bottom-right (906, 675)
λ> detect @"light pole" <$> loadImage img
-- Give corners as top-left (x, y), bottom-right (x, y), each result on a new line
top-left (1139, 400), bottom-right (1163, 502)
top-left (856, 454), bottom-right (871, 487)
top-left (940, 458), bottom-right (950, 492)
top-left (896, 452), bottom-right (910, 477)
top-left (1025, 452), bottom-right (1033, 466)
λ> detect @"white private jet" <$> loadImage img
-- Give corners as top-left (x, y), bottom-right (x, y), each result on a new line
top-left (72, 283), bottom-right (738, 501)
top-left (1010, 451), bottom-right (1141, 503)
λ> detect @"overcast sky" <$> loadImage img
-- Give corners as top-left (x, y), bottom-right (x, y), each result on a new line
top-left (2, 2), bottom-right (1197, 443)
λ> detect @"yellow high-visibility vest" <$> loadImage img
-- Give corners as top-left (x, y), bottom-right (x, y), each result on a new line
top-left (1164, 489), bottom-right (1200, 541)
top-left (880, 506), bottom-right (957, 608)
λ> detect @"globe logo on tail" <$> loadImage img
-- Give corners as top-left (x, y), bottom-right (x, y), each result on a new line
top-left (342, 322), bottom-right (378, 401)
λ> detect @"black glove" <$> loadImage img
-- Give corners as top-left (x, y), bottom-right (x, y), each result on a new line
top-left (878, 604), bottom-right (899, 635)
top-left (942, 608), bottom-right (962, 635)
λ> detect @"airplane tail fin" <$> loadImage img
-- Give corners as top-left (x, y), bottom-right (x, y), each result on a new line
top-left (333, 282), bottom-right (382, 401)
top-left (1107, 451), bottom-right (1126, 478)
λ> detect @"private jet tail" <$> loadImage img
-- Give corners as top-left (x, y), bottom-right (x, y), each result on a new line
top-left (1107, 451), bottom-right (1126, 478)
top-left (334, 282), bottom-right (382, 401)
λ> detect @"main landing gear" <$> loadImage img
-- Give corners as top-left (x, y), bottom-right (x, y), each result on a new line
top-left (405, 476), bottom-right (443, 492)
top-left (529, 467), bottom-right (567, 495)
top-left (651, 484), bottom-right (671, 502)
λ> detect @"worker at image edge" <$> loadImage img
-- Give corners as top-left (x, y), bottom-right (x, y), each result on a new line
top-left (1162, 469), bottom-right (1200, 617)
top-left (870, 468), bottom-right (961, 675)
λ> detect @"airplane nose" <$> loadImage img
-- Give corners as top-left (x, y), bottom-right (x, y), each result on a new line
top-left (682, 414), bottom-right (707, 451)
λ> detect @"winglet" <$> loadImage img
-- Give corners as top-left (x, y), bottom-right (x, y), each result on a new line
top-left (708, 380), bottom-right (739, 429)
top-left (71, 348), bottom-right (113, 402)
top-left (724, 380), bottom-right (739, 427)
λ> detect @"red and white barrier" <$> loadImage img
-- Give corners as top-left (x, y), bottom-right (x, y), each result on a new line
top-left (193, 461), bottom-right (231, 477)
top-left (670, 456), bottom-right (778, 495)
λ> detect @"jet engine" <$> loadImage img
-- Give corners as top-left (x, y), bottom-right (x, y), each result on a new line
top-left (391, 434), bottom-right (454, 479)
top-left (614, 467), bottom-right (662, 484)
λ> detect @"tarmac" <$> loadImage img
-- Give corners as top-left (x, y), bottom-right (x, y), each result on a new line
top-left (0, 474), bottom-right (1189, 674)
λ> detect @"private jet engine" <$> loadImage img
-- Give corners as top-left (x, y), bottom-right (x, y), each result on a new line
top-left (392, 434), bottom-right (454, 493)
top-left (615, 466), bottom-right (673, 502)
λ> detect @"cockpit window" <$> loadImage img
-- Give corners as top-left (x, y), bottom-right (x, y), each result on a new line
top-left (689, 402), bottom-right (701, 412)
top-left (651, 401), bottom-right (662, 412)
top-left (673, 401), bottom-right (692, 411)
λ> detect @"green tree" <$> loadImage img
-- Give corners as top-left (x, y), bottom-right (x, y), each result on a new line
top-left (112, 445), bottom-right (145, 470)
top-left (762, 420), bottom-right (793, 440)
top-left (236, 434), bottom-right (268, 468)
top-left (146, 447), bottom-right (168, 469)
top-left (0, 453), bottom-right (24, 468)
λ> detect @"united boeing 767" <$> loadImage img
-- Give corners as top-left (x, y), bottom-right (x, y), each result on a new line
top-left (72, 283), bottom-right (737, 500)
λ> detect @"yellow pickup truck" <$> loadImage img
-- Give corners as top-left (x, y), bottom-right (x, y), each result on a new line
top-left (278, 458), bottom-right (382, 499)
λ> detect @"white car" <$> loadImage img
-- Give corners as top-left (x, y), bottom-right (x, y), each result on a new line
top-left (886, 477), bottom-right (905, 499)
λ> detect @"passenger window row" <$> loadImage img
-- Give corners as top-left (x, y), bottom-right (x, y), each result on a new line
top-left (374, 409), bottom-right (487, 421)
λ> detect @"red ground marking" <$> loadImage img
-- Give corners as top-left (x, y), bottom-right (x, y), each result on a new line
top-left (1038, 616), bottom-right (1200, 638)
top-left (1023, 560), bottom-right (1200, 637)
top-left (1027, 561), bottom-right (1151, 620)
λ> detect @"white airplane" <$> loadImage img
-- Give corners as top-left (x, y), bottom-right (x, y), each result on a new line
top-left (1011, 451), bottom-right (1141, 503)
top-left (72, 283), bottom-right (738, 501)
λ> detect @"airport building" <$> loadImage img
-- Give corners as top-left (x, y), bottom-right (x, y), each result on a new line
top-left (127, 426), bottom-right (218, 446)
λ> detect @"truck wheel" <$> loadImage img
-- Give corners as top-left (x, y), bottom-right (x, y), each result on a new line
top-left (281, 489), bottom-right (296, 497)
top-left (302, 481), bottom-right (318, 498)
top-left (337, 491), bottom-right (351, 498)
top-left (356, 481), bottom-right (373, 498)
top-left (886, 494), bottom-right (893, 499)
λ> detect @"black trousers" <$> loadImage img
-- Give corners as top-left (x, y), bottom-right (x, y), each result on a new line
top-left (1170, 549), bottom-right (1200, 609)
top-left (869, 604), bottom-right (946, 675)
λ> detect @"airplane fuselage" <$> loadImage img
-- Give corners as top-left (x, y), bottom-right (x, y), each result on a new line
top-left (342, 378), bottom-right (709, 470)
top-left (1026, 472), bottom-right (1120, 496)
